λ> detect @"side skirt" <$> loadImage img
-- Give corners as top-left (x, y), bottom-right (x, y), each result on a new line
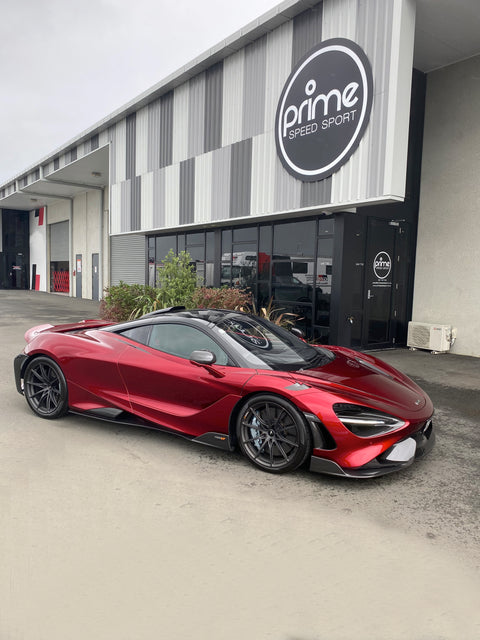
top-left (69, 407), bottom-right (234, 452)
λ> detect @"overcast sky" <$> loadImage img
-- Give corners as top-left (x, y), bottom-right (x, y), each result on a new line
top-left (0, 0), bottom-right (282, 184)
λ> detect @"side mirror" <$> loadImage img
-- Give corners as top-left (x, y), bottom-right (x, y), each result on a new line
top-left (189, 350), bottom-right (217, 366)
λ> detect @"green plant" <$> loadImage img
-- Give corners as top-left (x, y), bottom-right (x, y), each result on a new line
top-left (133, 250), bottom-right (197, 317)
top-left (191, 286), bottom-right (252, 310)
top-left (100, 282), bottom-right (157, 322)
top-left (249, 298), bottom-right (300, 329)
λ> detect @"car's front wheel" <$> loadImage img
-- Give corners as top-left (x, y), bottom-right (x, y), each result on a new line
top-left (24, 356), bottom-right (69, 419)
top-left (236, 394), bottom-right (312, 473)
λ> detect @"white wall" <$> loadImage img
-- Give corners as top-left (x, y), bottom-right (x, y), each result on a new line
top-left (413, 55), bottom-right (480, 357)
top-left (44, 188), bottom-right (107, 299)
top-left (29, 210), bottom-right (47, 291)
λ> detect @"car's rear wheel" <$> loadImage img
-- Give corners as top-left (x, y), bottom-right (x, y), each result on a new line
top-left (236, 394), bottom-right (312, 473)
top-left (24, 356), bottom-right (69, 419)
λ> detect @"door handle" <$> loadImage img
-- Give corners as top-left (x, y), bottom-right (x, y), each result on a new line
top-left (346, 315), bottom-right (355, 325)
top-left (368, 289), bottom-right (374, 300)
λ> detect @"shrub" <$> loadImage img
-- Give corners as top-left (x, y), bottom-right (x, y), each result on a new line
top-left (251, 298), bottom-right (300, 329)
top-left (100, 282), bottom-right (157, 322)
top-left (133, 250), bottom-right (197, 317)
top-left (191, 286), bottom-right (252, 310)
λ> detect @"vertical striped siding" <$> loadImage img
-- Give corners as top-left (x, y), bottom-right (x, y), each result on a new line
top-left (152, 167), bottom-right (166, 229)
top-left (110, 182), bottom-right (121, 234)
top-left (120, 179), bottom-right (131, 232)
top-left (194, 152), bottom-right (213, 224)
top-left (292, 3), bottom-right (323, 65)
top-left (264, 21), bottom-right (293, 133)
top-left (109, 0), bottom-right (400, 235)
top-left (222, 50), bottom-right (244, 147)
top-left (99, 129), bottom-right (109, 149)
top-left (147, 99), bottom-right (161, 171)
top-left (188, 73), bottom-right (206, 158)
top-left (164, 164), bottom-right (180, 228)
top-left (131, 176), bottom-right (142, 230)
top-left (159, 92), bottom-right (173, 168)
top-left (211, 146), bottom-right (231, 221)
top-left (322, 0), bottom-right (357, 39)
top-left (135, 106), bottom-right (149, 176)
top-left (141, 170), bottom-right (154, 230)
top-left (126, 113), bottom-right (136, 180)
top-left (326, 0), bottom-right (393, 204)
top-left (251, 131), bottom-right (276, 216)
top-left (230, 139), bottom-right (252, 218)
top-left (172, 83), bottom-right (189, 163)
top-left (115, 119), bottom-right (126, 184)
top-left (274, 156), bottom-right (301, 212)
top-left (301, 178), bottom-right (332, 208)
top-left (361, 0), bottom-right (393, 199)
top-left (179, 158), bottom-right (195, 225)
top-left (204, 61), bottom-right (223, 152)
top-left (243, 36), bottom-right (267, 139)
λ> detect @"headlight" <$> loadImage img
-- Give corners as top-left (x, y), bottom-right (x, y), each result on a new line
top-left (333, 403), bottom-right (406, 438)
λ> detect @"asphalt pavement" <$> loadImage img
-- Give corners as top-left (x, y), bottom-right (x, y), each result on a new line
top-left (1, 290), bottom-right (479, 640)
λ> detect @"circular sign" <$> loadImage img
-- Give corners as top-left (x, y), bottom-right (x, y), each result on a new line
top-left (275, 38), bottom-right (373, 182)
top-left (373, 251), bottom-right (392, 280)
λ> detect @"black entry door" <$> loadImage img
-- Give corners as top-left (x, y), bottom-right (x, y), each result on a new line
top-left (76, 254), bottom-right (82, 298)
top-left (92, 253), bottom-right (99, 301)
top-left (363, 218), bottom-right (397, 347)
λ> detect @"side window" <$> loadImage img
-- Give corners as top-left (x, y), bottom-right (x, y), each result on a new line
top-left (119, 325), bottom-right (152, 345)
top-left (147, 324), bottom-right (229, 365)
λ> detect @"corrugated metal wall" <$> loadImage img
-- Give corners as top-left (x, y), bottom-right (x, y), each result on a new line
top-left (110, 234), bottom-right (146, 285)
top-left (109, 0), bottom-right (405, 239)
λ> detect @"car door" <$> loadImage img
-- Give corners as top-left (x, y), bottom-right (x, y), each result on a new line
top-left (116, 322), bottom-right (253, 437)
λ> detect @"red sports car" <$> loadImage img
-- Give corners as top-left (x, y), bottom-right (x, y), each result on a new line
top-left (14, 308), bottom-right (434, 477)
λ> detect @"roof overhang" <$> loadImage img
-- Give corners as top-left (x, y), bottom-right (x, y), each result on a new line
top-left (0, 145), bottom-right (108, 211)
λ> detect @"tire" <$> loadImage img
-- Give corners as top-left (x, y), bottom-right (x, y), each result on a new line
top-left (24, 356), bottom-right (69, 419)
top-left (236, 394), bottom-right (312, 474)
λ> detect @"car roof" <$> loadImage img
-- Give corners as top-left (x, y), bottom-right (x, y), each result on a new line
top-left (103, 308), bottom-right (252, 333)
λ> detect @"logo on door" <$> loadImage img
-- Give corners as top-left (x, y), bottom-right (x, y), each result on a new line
top-left (373, 251), bottom-right (392, 280)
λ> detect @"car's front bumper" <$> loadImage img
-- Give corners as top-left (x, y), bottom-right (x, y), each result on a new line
top-left (309, 418), bottom-right (435, 478)
top-left (14, 353), bottom-right (28, 395)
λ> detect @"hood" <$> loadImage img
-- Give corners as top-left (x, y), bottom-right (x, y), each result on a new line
top-left (294, 347), bottom-right (430, 415)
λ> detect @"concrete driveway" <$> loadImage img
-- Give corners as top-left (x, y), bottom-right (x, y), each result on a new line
top-left (1, 291), bottom-right (479, 640)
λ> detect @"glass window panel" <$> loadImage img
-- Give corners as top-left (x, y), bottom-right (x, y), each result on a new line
top-left (148, 324), bottom-right (229, 365)
top-left (186, 232), bottom-right (204, 245)
top-left (232, 244), bottom-right (256, 289)
top-left (221, 229), bottom-right (232, 255)
top-left (273, 220), bottom-right (315, 259)
top-left (177, 235), bottom-right (185, 253)
top-left (156, 236), bottom-right (176, 261)
top-left (205, 263), bottom-right (215, 287)
top-left (205, 232), bottom-right (215, 262)
top-left (318, 218), bottom-right (335, 235)
top-left (186, 245), bottom-right (204, 262)
top-left (233, 227), bottom-right (256, 243)
top-left (272, 266), bottom-right (313, 303)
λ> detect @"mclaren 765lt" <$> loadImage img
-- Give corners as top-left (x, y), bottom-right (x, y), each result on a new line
top-left (14, 308), bottom-right (434, 478)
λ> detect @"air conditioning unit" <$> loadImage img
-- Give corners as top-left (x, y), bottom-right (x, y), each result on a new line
top-left (407, 322), bottom-right (453, 353)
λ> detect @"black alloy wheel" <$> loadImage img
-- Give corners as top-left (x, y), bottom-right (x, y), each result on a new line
top-left (237, 394), bottom-right (312, 473)
top-left (24, 356), bottom-right (69, 419)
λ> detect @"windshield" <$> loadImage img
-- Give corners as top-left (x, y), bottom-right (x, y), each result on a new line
top-left (213, 314), bottom-right (334, 371)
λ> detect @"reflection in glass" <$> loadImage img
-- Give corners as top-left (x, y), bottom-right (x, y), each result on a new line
top-left (274, 220), bottom-right (315, 258)
top-left (156, 235), bottom-right (176, 262)
top-left (206, 232), bottom-right (215, 262)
